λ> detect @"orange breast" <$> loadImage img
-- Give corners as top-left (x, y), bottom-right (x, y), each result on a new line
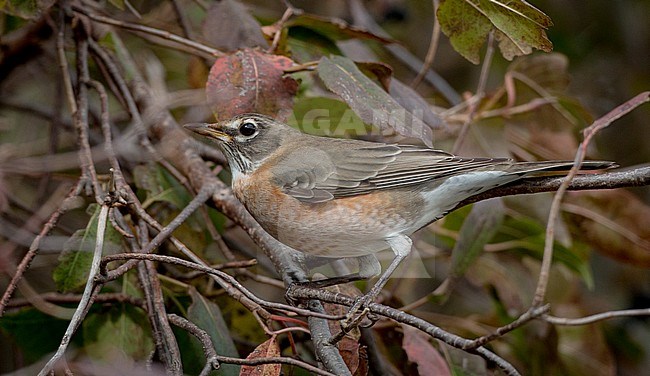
top-left (232, 168), bottom-right (427, 257)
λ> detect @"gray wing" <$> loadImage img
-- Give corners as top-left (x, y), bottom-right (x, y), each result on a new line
top-left (270, 142), bottom-right (512, 203)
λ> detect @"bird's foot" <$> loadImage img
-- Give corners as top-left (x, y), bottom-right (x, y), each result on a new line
top-left (329, 294), bottom-right (379, 344)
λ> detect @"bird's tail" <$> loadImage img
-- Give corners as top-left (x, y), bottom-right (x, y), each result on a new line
top-left (507, 160), bottom-right (617, 176)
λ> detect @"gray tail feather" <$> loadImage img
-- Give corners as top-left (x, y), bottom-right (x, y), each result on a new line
top-left (510, 160), bottom-right (617, 175)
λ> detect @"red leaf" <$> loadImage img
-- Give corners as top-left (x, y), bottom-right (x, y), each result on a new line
top-left (239, 337), bottom-right (281, 376)
top-left (401, 325), bottom-right (451, 376)
top-left (206, 49), bottom-right (298, 121)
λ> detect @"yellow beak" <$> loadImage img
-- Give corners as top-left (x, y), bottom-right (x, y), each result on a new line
top-left (183, 123), bottom-right (231, 142)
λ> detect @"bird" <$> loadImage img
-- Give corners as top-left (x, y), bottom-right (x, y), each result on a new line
top-left (184, 113), bottom-right (615, 320)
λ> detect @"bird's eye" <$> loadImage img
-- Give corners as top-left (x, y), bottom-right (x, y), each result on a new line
top-left (238, 121), bottom-right (257, 137)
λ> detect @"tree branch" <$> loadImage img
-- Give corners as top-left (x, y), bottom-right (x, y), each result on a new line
top-left (455, 166), bottom-right (650, 210)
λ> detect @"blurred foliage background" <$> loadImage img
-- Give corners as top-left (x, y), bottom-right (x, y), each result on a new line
top-left (0, 0), bottom-right (648, 375)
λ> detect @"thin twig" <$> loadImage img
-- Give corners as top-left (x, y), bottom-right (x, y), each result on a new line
top-left (532, 91), bottom-right (650, 307)
top-left (463, 305), bottom-right (550, 349)
top-left (56, 7), bottom-right (76, 115)
top-left (38, 205), bottom-right (110, 375)
top-left (288, 285), bottom-right (521, 376)
top-left (102, 183), bottom-right (215, 279)
top-left (135, 222), bottom-right (183, 375)
top-left (452, 30), bottom-right (494, 154)
top-left (100, 253), bottom-right (342, 321)
top-left (347, 0), bottom-right (461, 105)
top-left (167, 314), bottom-right (219, 375)
top-left (170, 312), bottom-right (335, 376)
top-left (4, 292), bottom-right (145, 310)
top-left (268, 5), bottom-right (300, 53)
top-left (0, 183), bottom-right (80, 316)
top-left (454, 166), bottom-right (650, 209)
top-left (410, 0), bottom-right (441, 88)
top-left (544, 308), bottom-right (650, 326)
top-left (87, 39), bottom-right (191, 192)
top-left (73, 31), bottom-right (104, 202)
top-left (171, 0), bottom-right (194, 39)
top-left (562, 202), bottom-right (650, 250)
top-left (72, 5), bottom-right (222, 57)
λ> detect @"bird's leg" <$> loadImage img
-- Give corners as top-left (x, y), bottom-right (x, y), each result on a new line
top-left (292, 273), bottom-right (365, 289)
top-left (339, 236), bottom-right (412, 331)
top-left (291, 254), bottom-right (381, 290)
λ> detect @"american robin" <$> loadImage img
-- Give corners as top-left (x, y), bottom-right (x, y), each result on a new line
top-left (185, 114), bottom-right (614, 316)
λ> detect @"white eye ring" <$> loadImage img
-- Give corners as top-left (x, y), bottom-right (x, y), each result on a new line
top-left (238, 120), bottom-right (258, 137)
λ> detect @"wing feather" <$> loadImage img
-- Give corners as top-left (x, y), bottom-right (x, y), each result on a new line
top-left (269, 139), bottom-right (593, 203)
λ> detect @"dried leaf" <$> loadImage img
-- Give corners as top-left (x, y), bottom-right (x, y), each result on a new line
top-left (201, 0), bottom-right (267, 51)
top-left (568, 190), bottom-right (650, 267)
top-left (401, 325), bottom-right (451, 376)
top-left (240, 337), bottom-right (281, 376)
top-left (206, 49), bottom-right (298, 121)
top-left (188, 56), bottom-right (210, 89)
top-left (508, 53), bottom-right (570, 92)
top-left (438, 0), bottom-right (553, 64)
top-left (356, 61), bottom-right (393, 91)
top-left (318, 55), bottom-right (433, 147)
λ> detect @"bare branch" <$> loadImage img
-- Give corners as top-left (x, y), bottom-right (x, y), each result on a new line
top-left (544, 308), bottom-right (650, 326)
top-left (72, 5), bottom-right (223, 58)
top-left (287, 285), bottom-right (521, 376)
top-left (455, 166), bottom-right (650, 209)
top-left (411, 0), bottom-right (442, 88)
top-left (39, 205), bottom-right (109, 375)
top-left (533, 92), bottom-right (650, 307)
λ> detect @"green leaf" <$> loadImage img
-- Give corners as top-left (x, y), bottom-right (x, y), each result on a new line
top-left (133, 163), bottom-right (190, 209)
top-left (108, 0), bottom-right (125, 10)
top-left (438, 0), bottom-right (553, 64)
top-left (82, 304), bottom-right (154, 360)
top-left (289, 96), bottom-right (370, 137)
top-left (0, 308), bottom-right (73, 365)
top-left (53, 204), bottom-right (122, 293)
top-left (187, 288), bottom-right (239, 376)
top-left (438, 0), bottom-right (492, 64)
top-left (287, 27), bottom-right (343, 63)
top-left (451, 199), bottom-right (505, 278)
top-left (0, 0), bottom-right (55, 19)
top-left (499, 215), bottom-right (594, 288)
top-left (318, 55), bottom-right (433, 147)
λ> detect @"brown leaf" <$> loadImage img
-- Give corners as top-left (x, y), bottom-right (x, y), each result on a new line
top-left (508, 53), bottom-right (571, 93)
top-left (206, 49), bottom-right (298, 121)
top-left (286, 13), bottom-right (398, 44)
top-left (401, 325), bottom-right (451, 376)
top-left (567, 190), bottom-right (650, 267)
top-left (239, 337), bottom-right (281, 376)
top-left (356, 61), bottom-right (393, 92)
top-left (201, 0), bottom-right (267, 51)
top-left (187, 56), bottom-right (209, 89)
